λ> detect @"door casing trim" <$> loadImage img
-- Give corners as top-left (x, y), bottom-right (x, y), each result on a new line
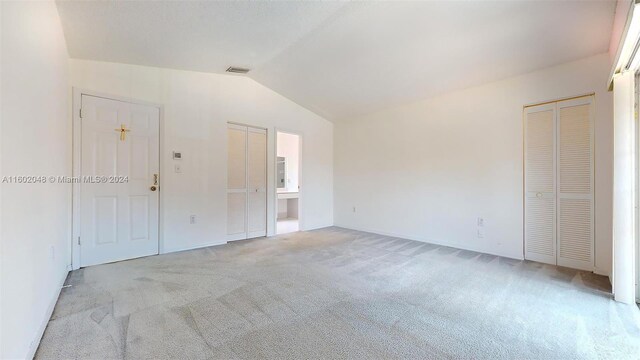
top-left (273, 128), bottom-right (303, 234)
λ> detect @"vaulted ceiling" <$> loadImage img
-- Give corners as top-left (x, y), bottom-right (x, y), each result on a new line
top-left (56, 1), bottom-right (616, 121)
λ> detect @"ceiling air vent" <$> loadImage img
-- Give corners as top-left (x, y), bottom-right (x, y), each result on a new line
top-left (226, 66), bottom-right (250, 74)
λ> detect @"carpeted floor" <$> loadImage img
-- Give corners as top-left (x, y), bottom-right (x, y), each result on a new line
top-left (36, 227), bottom-right (640, 359)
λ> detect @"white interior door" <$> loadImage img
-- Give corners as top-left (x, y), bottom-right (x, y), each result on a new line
top-left (524, 103), bottom-right (557, 265)
top-left (227, 124), bottom-right (267, 240)
top-left (247, 127), bottom-right (267, 238)
top-left (556, 96), bottom-right (594, 271)
top-left (524, 96), bottom-right (594, 271)
top-left (227, 124), bottom-right (248, 241)
top-left (80, 95), bottom-right (160, 267)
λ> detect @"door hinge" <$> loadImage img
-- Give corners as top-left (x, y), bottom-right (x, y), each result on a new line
top-left (79, 108), bottom-right (83, 118)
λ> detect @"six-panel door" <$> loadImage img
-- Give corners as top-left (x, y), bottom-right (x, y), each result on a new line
top-left (80, 95), bottom-right (160, 267)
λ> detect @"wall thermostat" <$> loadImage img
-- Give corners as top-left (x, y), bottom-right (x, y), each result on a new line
top-left (172, 151), bottom-right (182, 160)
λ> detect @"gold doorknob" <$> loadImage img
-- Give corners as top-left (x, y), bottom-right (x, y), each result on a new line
top-left (150, 185), bottom-right (157, 191)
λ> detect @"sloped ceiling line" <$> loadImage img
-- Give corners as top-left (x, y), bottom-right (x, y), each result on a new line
top-left (56, 0), bottom-right (616, 122)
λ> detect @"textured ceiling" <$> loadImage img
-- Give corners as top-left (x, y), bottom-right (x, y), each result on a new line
top-left (56, 1), bottom-right (347, 73)
top-left (56, 1), bottom-right (616, 121)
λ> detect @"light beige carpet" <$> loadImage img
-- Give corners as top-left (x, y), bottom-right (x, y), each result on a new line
top-left (36, 227), bottom-right (640, 359)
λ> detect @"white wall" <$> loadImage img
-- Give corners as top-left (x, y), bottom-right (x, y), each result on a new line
top-left (277, 132), bottom-right (300, 192)
top-left (0, 1), bottom-right (71, 358)
top-left (70, 59), bottom-right (333, 254)
top-left (612, 71), bottom-right (636, 303)
top-left (334, 53), bottom-right (613, 275)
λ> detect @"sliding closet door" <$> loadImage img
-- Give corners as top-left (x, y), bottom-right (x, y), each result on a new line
top-left (247, 128), bottom-right (267, 238)
top-left (524, 103), bottom-right (557, 265)
top-left (556, 97), bottom-right (594, 271)
top-left (227, 124), bottom-right (248, 241)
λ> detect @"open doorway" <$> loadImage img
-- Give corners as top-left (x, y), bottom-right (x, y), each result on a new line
top-left (276, 131), bottom-right (300, 234)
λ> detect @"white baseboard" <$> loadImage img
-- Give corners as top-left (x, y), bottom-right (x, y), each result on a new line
top-left (162, 239), bottom-right (227, 254)
top-left (593, 268), bottom-right (610, 276)
top-left (333, 223), bottom-right (523, 261)
top-left (300, 222), bottom-right (334, 232)
top-left (593, 268), bottom-right (612, 285)
top-left (26, 268), bottom-right (69, 360)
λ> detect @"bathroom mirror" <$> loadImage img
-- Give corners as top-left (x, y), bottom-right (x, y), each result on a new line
top-left (277, 156), bottom-right (286, 189)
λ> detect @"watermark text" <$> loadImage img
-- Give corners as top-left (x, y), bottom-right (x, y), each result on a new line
top-left (1, 176), bottom-right (129, 184)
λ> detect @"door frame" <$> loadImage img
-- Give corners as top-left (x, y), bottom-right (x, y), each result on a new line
top-left (635, 72), bottom-right (640, 302)
top-left (522, 93), bottom-right (596, 271)
top-left (71, 88), bottom-right (165, 270)
top-left (273, 128), bottom-right (303, 234)
top-left (226, 121), bottom-right (268, 241)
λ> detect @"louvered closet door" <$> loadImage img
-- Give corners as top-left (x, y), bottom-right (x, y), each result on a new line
top-left (247, 127), bottom-right (267, 238)
top-left (525, 103), bottom-right (557, 265)
top-left (557, 97), bottom-right (594, 271)
top-left (227, 124), bottom-right (248, 241)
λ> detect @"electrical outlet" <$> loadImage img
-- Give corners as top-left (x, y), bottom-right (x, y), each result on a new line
top-left (190, 215), bottom-right (196, 224)
top-left (477, 217), bottom-right (484, 227)
top-left (352, 206), bottom-right (356, 213)
top-left (477, 228), bottom-right (485, 238)
top-left (175, 164), bottom-right (182, 173)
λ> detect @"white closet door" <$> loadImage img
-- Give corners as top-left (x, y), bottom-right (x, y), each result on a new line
top-left (556, 96), bottom-right (594, 270)
top-left (524, 103), bottom-right (557, 265)
top-left (247, 127), bottom-right (267, 238)
top-left (227, 124), bottom-right (247, 241)
top-left (227, 124), bottom-right (267, 241)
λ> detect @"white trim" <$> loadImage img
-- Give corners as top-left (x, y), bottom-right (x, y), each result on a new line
top-left (333, 223), bottom-right (523, 261)
top-left (273, 129), bottom-right (303, 234)
top-left (71, 88), bottom-right (165, 269)
top-left (612, 4), bottom-right (640, 299)
top-left (609, 1), bottom-right (640, 87)
top-left (71, 89), bottom-right (81, 269)
top-left (163, 239), bottom-right (227, 254)
top-left (227, 233), bottom-right (247, 242)
top-left (0, 7), bottom-right (4, 351)
top-left (248, 229), bottom-right (267, 238)
top-left (593, 267), bottom-right (610, 277)
top-left (25, 269), bottom-right (68, 359)
top-left (228, 121), bottom-right (267, 131)
top-left (636, 71), bottom-right (640, 303)
top-left (523, 93), bottom-right (596, 109)
top-left (613, 71), bottom-right (637, 304)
